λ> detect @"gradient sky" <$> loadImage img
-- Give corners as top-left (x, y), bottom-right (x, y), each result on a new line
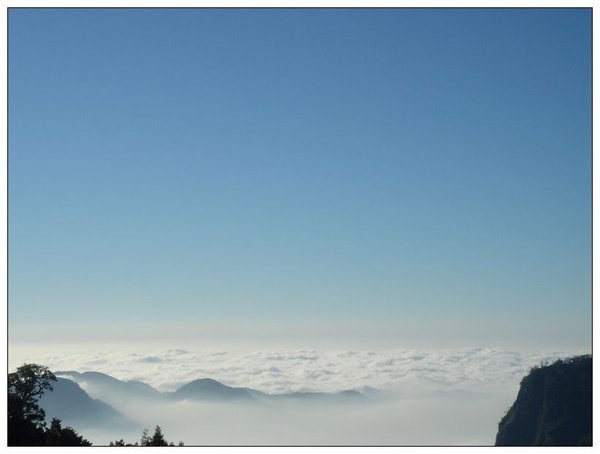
top-left (8, 8), bottom-right (591, 349)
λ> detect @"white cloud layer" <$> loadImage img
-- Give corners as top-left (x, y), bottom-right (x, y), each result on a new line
top-left (9, 344), bottom-right (587, 445)
top-left (9, 344), bottom-right (585, 394)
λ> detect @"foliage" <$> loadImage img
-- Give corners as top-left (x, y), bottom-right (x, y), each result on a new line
top-left (8, 363), bottom-right (90, 446)
top-left (45, 418), bottom-right (92, 446)
top-left (525, 355), bottom-right (591, 381)
top-left (8, 364), bottom-right (57, 446)
top-left (8, 363), bottom-right (185, 447)
top-left (149, 425), bottom-right (168, 446)
top-left (8, 364), bottom-right (56, 427)
top-left (109, 439), bottom-right (138, 447)
top-left (140, 428), bottom-right (152, 446)
top-left (111, 426), bottom-right (183, 447)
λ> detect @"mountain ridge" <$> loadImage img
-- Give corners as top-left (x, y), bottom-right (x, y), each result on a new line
top-left (55, 370), bottom-right (367, 403)
top-left (38, 377), bottom-right (140, 432)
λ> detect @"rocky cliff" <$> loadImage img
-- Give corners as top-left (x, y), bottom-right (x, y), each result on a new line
top-left (495, 355), bottom-right (591, 446)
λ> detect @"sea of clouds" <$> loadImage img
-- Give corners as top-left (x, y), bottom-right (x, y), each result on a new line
top-left (9, 345), bottom-right (586, 394)
top-left (9, 345), bottom-right (588, 445)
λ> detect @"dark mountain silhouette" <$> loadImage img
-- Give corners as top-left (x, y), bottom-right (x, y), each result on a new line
top-left (169, 378), bottom-right (264, 401)
top-left (55, 371), bottom-right (164, 407)
top-left (272, 389), bottom-right (365, 403)
top-left (169, 380), bottom-right (367, 404)
top-left (56, 370), bottom-right (366, 405)
top-left (495, 355), bottom-right (592, 446)
top-left (38, 378), bottom-right (140, 432)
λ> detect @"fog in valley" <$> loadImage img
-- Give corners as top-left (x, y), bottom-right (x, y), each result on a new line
top-left (12, 343), bottom-right (588, 446)
top-left (76, 385), bottom-right (513, 446)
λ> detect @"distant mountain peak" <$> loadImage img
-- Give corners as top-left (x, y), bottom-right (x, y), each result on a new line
top-left (172, 378), bottom-right (255, 401)
top-left (38, 377), bottom-right (139, 433)
top-left (186, 378), bottom-right (225, 386)
top-left (53, 370), bottom-right (368, 404)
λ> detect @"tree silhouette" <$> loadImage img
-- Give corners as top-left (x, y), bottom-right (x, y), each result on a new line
top-left (150, 425), bottom-right (168, 446)
top-left (45, 418), bottom-right (91, 446)
top-left (9, 363), bottom-right (184, 447)
top-left (140, 428), bottom-right (151, 446)
top-left (109, 438), bottom-right (139, 447)
top-left (8, 364), bottom-right (56, 446)
top-left (113, 426), bottom-right (183, 447)
top-left (8, 363), bottom-right (91, 446)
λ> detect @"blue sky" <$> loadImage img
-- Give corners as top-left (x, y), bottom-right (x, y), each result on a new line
top-left (9, 9), bottom-right (591, 349)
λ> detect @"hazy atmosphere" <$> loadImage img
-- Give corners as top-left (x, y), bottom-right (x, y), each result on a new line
top-left (8, 8), bottom-right (591, 446)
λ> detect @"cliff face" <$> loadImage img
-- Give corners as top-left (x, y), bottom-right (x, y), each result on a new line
top-left (495, 355), bottom-right (592, 446)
